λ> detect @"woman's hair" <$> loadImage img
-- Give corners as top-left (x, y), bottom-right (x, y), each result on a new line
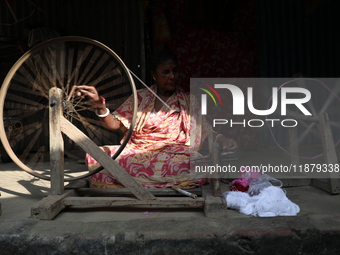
top-left (150, 49), bottom-right (178, 72)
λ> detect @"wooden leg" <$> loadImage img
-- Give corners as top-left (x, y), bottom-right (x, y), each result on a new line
top-left (202, 185), bottom-right (227, 218)
top-left (49, 88), bottom-right (64, 195)
top-left (288, 126), bottom-right (299, 166)
top-left (211, 142), bottom-right (222, 196)
top-left (312, 113), bottom-right (340, 194)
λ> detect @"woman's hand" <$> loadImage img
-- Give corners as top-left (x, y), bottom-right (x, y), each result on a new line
top-left (215, 134), bottom-right (238, 152)
top-left (75, 85), bottom-right (102, 107)
top-left (75, 85), bottom-right (124, 131)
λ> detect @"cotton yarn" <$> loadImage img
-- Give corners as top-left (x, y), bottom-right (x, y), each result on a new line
top-left (224, 186), bottom-right (300, 217)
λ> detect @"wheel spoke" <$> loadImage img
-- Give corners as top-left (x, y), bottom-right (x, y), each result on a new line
top-left (10, 78), bottom-right (47, 99)
top-left (297, 120), bottom-right (319, 143)
top-left (31, 52), bottom-right (56, 88)
top-left (72, 111), bottom-right (110, 145)
top-left (78, 47), bottom-right (103, 85)
top-left (47, 49), bottom-right (64, 90)
top-left (69, 45), bottom-right (93, 85)
top-left (4, 98), bottom-right (45, 117)
top-left (330, 121), bottom-right (340, 129)
top-left (74, 45), bottom-right (97, 85)
top-left (83, 51), bottom-right (112, 86)
top-left (88, 62), bottom-right (119, 89)
top-left (19, 128), bottom-right (42, 161)
top-left (286, 109), bottom-right (318, 121)
top-left (319, 84), bottom-right (340, 114)
top-left (8, 122), bottom-right (42, 147)
top-left (6, 91), bottom-right (44, 107)
top-left (27, 146), bottom-right (48, 169)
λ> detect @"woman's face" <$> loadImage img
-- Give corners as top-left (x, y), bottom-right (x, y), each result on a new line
top-left (153, 59), bottom-right (179, 96)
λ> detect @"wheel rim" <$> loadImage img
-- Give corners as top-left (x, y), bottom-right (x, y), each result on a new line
top-left (0, 36), bottom-right (137, 181)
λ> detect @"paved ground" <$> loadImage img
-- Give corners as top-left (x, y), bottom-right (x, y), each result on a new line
top-left (1, 147), bottom-right (340, 254)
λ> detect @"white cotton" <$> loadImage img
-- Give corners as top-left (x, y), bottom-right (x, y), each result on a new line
top-left (223, 186), bottom-right (300, 217)
top-left (224, 191), bottom-right (252, 211)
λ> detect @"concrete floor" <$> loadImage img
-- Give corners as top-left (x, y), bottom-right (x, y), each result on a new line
top-left (1, 147), bottom-right (340, 254)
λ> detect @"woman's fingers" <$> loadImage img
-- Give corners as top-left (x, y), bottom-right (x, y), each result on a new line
top-left (75, 85), bottom-right (99, 101)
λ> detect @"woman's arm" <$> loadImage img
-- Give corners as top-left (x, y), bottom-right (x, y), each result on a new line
top-left (75, 85), bottom-right (124, 131)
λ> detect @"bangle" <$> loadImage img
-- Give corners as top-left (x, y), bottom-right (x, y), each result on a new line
top-left (93, 96), bottom-right (106, 109)
top-left (95, 108), bottom-right (110, 118)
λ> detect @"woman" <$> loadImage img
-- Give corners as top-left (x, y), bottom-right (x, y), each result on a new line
top-left (76, 50), bottom-right (237, 189)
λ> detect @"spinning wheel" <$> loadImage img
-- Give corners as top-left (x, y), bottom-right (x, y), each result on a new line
top-left (0, 37), bottom-right (227, 220)
top-left (0, 36), bottom-right (137, 181)
top-left (267, 78), bottom-right (340, 160)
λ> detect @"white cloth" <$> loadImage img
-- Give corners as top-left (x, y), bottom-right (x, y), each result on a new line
top-left (224, 186), bottom-right (300, 217)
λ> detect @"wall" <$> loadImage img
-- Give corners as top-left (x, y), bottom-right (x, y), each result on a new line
top-left (162, 0), bottom-right (259, 149)
top-left (0, 0), bottom-right (145, 83)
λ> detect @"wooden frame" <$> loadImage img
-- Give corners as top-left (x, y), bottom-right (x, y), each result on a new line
top-left (288, 112), bottom-right (340, 194)
top-left (312, 113), bottom-right (340, 194)
top-left (31, 88), bottom-right (227, 220)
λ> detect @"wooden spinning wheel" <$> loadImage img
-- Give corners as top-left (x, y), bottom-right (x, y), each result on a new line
top-left (267, 78), bottom-right (340, 194)
top-left (0, 36), bottom-right (137, 181)
top-left (267, 78), bottom-right (340, 161)
top-left (0, 36), bottom-right (227, 220)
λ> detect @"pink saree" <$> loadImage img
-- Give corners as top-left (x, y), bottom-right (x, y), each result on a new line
top-left (88, 85), bottom-right (210, 189)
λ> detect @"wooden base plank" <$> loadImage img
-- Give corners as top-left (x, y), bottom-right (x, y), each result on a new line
top-left (31, 179), bottom-right (88, 220)
top-left (75, 187), bottom-right (202, 197)
top-left (281, 178), bottom-right (311, 187)
top-left (31, 189), bottom-right (77, 220)
top-left (312, 178), bottom-right (340, 194)
top-left (63, 197), bottom-right (205, 208)
top-left (31, 180), bottom-right (230, 219)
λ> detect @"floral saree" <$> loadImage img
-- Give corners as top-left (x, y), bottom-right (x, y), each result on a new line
top-left (88, 85), bottom-right (210, 188)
